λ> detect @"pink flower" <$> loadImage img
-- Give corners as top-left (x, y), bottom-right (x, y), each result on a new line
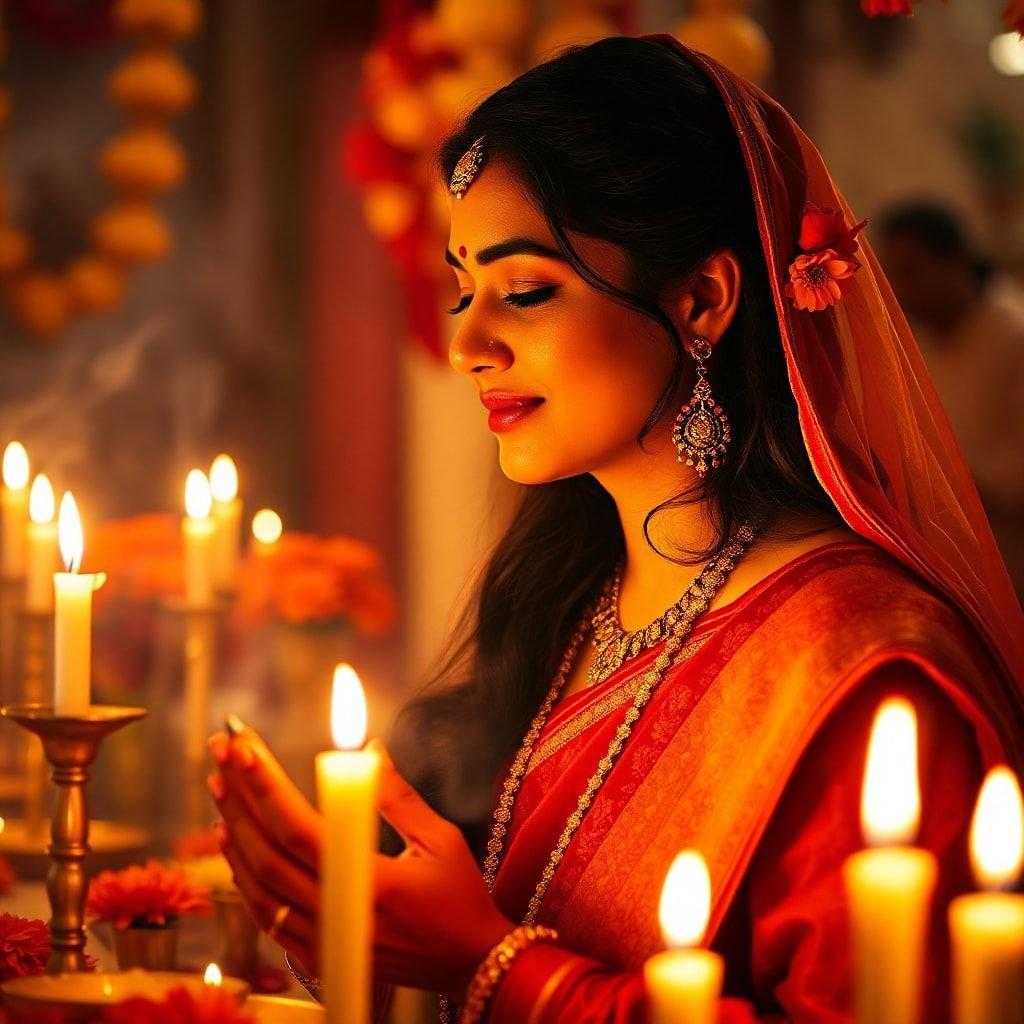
top-left (785, 249), bottom-right (859, 312)
top-left (87, 860), bottom-right (211, 930)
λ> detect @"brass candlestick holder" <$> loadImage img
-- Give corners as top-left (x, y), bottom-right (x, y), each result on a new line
top-left (0, 703), bottom-right (146, 973)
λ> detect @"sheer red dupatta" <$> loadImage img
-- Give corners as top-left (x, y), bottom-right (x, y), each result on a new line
top-left (643, 36), bottom-right (1024, 764)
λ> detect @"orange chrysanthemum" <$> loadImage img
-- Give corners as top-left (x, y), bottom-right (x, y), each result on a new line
top-left (102, 985), bottom-right (256, 1024)
top-left (86, 860), bottom-right (211, 930)
top-left (0, 915), bottom-right (50, 981)
top-left (785, 249), bottom-right (859, 312)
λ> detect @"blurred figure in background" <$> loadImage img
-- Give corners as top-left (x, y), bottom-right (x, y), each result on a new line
top-left (879, 200), bottom-right (1024, 600)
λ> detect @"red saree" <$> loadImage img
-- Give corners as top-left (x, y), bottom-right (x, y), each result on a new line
top-left (487, 540), bottom-right (1000, 1022)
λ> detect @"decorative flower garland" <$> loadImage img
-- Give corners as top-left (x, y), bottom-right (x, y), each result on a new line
top-left (862, 0), bottom-right (1024, 34)
top-left (0, 0), bottom-right (202, 338)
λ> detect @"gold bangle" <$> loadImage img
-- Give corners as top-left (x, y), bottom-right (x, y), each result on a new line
top-left (460, 924), bottom-right (559, 1024)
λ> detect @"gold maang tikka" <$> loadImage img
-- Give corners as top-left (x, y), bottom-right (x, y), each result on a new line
top-left (449, 135), bottom-right (486, 199)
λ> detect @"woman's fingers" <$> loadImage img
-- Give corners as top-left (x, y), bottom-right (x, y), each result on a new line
top-left (211, 791), bottom-right (320, 916)
top-left (215, 822), bottom-right (318, 969)
top-left (207, 726), bottom-right (322, 872)
top-left (370, 739), bottom-right (458, 853)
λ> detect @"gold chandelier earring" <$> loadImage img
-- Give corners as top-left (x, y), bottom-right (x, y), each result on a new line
top-left (671, 335), bottom-right (731, 476)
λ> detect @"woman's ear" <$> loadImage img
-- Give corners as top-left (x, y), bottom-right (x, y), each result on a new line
top-left (666, 250), bottom-right (742, 350)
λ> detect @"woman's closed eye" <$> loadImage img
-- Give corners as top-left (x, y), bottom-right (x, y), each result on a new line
top-left (447, 284), bottom-right (560, 316)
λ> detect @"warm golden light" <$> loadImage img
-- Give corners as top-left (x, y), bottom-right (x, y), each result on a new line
top-left (209, 454), bottom-right (239, 503)
top-left (990, 32), bottom-right (1024, 76)
top-left (29, 474), bottom-right (55, 525)
top-left (203, 962), bottom-right (223, 986)
top-left (970, 765), bottom-right (1023, 891)
top-left (251, 508), bottom-right (283, 545)
top-left (2, 441), bottom-right (29, 490)
top-left (184, 469), bottom-right (213, 520)
top-left (331, 663), bottom-right (368, 751)
top-left (0, 817), bottom-right (5, 835)
top-left (861, 697), bottom-right (920, 846)
top-left (658, 849), bottom-right (712, 950)
top-left (58, 492), bottom-right (84, 573)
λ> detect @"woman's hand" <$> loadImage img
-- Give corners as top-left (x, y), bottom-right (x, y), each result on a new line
top-left (368, 738), bottom-right (515, 1001)
top-left (208, 725), bottom-right (515, 1001)
top-left (207, 725), bottom-right (323, 977)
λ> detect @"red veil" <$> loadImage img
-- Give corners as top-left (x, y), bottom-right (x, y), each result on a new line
top-left (646, 35), bottom-right (1024, 764)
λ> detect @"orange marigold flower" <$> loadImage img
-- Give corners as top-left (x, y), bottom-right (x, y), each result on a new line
top-left (171, 827), bottom-right (222, 862)
top-left (87, 859), bottom-right (211, 930)
top-left (0, 914), bottom-right (50, 980)
top-left (102, 985), bottom-right (256, 1024)
top-left (784, 249), bottom-right (858, 312)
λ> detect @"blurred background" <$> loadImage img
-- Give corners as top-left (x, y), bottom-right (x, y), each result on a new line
top-left (0, 0), bottom-right (1021, 865)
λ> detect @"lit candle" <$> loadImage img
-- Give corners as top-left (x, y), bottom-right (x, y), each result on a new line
top-left (209, 455), bottom-right (241, 591)
top-left (842, 697), bottom-right (937, 1024)
top-left (949, 765), bottom-right (1024, 1024)
top-left (316, 664), bottom-right (379, 1024)
top-left (204, 962), bottom-right (223, 986)
top-left (251, 508), bottom-right (282, 557)
top-left (25, 474), bottom-right (57, 614)
top-left (644, 850), bottom-right (723, 1024)
top-left (54, 492), bottom-right (97, 716)
top-left (2, 441), bottom-right (30, 578)
top-left (183, 469), bottom-right (215, 608)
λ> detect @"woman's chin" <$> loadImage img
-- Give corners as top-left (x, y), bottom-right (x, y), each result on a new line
top-left (496, 444), bottom-right (582, 486)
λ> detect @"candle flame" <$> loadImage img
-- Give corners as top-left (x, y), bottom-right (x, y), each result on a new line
top-left (29, 474), bottom-right (55, 525)
top-left (0, 817), bottom-right (5, 835)
top-left (203, 962), bottom-right (222, 986)
top-left (252, 508), bottom-right (282, 545)
top-left (209, 454), bottom-right (239, 503)
top-left (331, 663), bottom-right (367, 750)
top-left (658, 849), bottom-right (712, 949)
top-left (2, 442), bottom-right (29, 490)
top-left (861, 697), bottom-right (920, 846)
top-left (185, 470), bottom-right (213, 520)
top-left (58, 492), bottom-right (84, 573)
top-left (970, 765), bottom-right (1023, 891)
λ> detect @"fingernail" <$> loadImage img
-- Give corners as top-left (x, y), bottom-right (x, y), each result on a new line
top-left (225, 713), bottom-right (247, 737)
top-left (207, 773), bottom-right (226, 801)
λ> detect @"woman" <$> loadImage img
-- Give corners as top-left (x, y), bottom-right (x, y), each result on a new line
top-left (206, 36), bottom-right (1024, 1022)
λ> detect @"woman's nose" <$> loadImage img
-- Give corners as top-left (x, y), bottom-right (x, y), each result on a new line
top-left (448, 327), bottom-right (512, 376)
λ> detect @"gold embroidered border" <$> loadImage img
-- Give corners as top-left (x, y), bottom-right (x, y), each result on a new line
top-left (526, 636), bottom-right (710, 774)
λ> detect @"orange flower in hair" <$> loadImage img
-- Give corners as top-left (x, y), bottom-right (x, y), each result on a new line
top-left (786, 204), bottom-right (867, 313)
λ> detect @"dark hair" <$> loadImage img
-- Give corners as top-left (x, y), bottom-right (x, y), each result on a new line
top-left (394, 36), bottom-right (837, 831)
top-left (879, 200), bottom-right (992, 282)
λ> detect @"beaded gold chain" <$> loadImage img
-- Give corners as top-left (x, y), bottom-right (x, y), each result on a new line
top-left (440, 522), bottom-right (757, 1022)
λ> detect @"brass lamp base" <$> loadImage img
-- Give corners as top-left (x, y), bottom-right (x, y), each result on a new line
top-left (0, 703), bottom-right (147, 973)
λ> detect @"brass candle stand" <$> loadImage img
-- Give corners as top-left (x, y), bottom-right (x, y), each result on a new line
top-left (0, 703), bottom-right (146, 973)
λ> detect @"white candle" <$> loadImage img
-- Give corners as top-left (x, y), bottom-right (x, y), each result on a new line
top-left (210, 454), bottom-right (241, 591)
top-left (25, 474), bottom-right (57, 614)
top-left (183, 469), bottom-right (216, 608)
top-left (316, 664), bottom-right (379, 1024)
top-left (842, 697), bottom-right (936, 1024)
top-left (54, 492), bottom-right (97, 716)
top-left (251, 508), bottom-right (282, 558)
top-left (644, 850), bottom-right (723, 1024)
top-left (2, 441), bottom-right (30, 578)
top-left (950, 766), bottom-right (1024, 1024)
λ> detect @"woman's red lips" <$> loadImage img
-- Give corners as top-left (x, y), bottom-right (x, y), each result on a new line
top-left (480, 393), bottom-right (544, 433)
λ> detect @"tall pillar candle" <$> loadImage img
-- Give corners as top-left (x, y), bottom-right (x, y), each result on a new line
top-left (25, 474), bottom-right (57, 614)
top-left (53, 492), bottom-right (97, 716)
top-left (183, 469), bottom-right (216, 607)
top-left (644, 850), bottom-right (723, 1024)
top-left (210, 455), bottom-right (241, 591)
top-left (842, 697), bottom-right (936, 1024)
top-left (2, 441), bottom-right (30, 578)
top-left (950, 765), bottom-right (1024, 1024)
top-left (316, 664), bottom-right (379, 1024)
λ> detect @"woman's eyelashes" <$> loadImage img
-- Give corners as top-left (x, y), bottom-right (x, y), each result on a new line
top-left (446, 284), bottom-right (559, 316)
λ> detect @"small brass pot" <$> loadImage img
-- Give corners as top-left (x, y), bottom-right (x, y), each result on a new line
top-left (112, 923), bottom-right (179, 971)
top-left (213, 889), bottom-right (260, 978)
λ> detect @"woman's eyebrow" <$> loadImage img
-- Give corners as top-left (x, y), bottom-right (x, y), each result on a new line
top-left (445, 237), bottom-right (567, 269)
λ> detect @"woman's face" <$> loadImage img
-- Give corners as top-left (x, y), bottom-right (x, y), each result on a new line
top-left (446, 160), bottom-right (680, 486)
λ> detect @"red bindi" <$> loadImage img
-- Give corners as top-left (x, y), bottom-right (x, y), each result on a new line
top-left (458, 245), bottom-right (468, 260)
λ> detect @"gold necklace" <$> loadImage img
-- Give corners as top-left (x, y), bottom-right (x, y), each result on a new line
top-left (440, 522), bottom-right (757, 1022)
top-left (588, 545), bottom-right (741, 686)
